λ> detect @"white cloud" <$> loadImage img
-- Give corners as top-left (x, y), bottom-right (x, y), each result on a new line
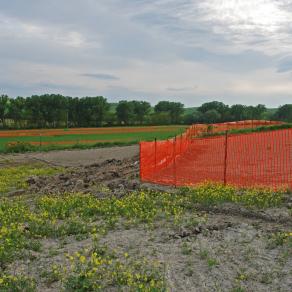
top-left (1, 0), bottom-right (292, 107)
top-left (0, 13), bottom-right (99, 48)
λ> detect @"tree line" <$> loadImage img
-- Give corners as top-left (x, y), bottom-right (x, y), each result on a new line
top-left (0, 94), bottom-right (291, 129)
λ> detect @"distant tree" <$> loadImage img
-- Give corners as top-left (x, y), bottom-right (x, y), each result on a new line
top-left (104, 112), bottom-right (117, 126)
top-left (116, 100), bottom-right (134, 125)
top-left (37, 94), bottom-right (68, 127)
top-left (150, 112), bottom-right (171, 125)
top-left (243, 104), bottom-right (266, 120)
top-left (77, 96), bottom-right (108, 127)
top-left (274, 104), bottom-right (292, 122)
top-left (252, 104), bottom-right (266, 119)
top-left (26, 95), bottom-right (44, 128)
top-left (169, 102), bottom-right (184, 124)
top-left (0, 94), bottom-right (9, 128)
top-left (183, 110), bottom-right (204, 124)
top-left (154, 101), bottom-right (171, 113)
top-left (230, 104), bottom-right (246, 121)
top-left (154, 101), bottom-right (184, 124)
top-left (8, 96), bottom-right (27, 128)
top-left (0, 94), bottom-right (275, 129)
top-left (91, 96), bottom-right (109, 126)
top-left (183, 113), bottom-right (195, 125)
top-left (67, 97), bottom-right (79, 127)
top-left (204, 109), bottom-right (221, 123)
top-left (197, 101), bottom-right (229, 122)
top-left (132, 101), bottom-right (151, 124)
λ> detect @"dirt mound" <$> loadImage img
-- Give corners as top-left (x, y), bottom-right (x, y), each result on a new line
top-left (27, 156), bottom-right (141, 197)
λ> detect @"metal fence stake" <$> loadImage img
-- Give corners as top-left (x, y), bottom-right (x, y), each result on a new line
top-left (154, 138), bottom-right (157, 173)
top-left (173, 136), bottom-right (177, 187)
top-left (223, 130), bottom-right (229, 185)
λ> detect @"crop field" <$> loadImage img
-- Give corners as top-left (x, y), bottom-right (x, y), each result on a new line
top-left (0, 149), bottom-right (291, 292)
top-left (0, 125), bottom-right (186, 152)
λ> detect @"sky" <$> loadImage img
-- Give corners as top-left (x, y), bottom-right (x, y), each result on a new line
top-left (1, 0), bottom-right (292, 107)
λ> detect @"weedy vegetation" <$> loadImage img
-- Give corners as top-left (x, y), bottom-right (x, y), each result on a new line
top-left (0, 166), bottom-right (291, 291)
top-left (0, 165), bottom-right (62, 195)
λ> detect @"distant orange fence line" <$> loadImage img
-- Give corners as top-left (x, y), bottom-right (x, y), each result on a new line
top-left (0, 126), bottom-right (185, 138)
top-left (140, 120), bottom-right (291, 189)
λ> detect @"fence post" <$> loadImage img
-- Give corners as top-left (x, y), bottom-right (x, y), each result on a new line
top-left (39, 133), bottom-right (42, 148)
top-left (223, 130), bottom-right (229, 185)
top-left (173, 136), bottom-right (177, 187)
top-left (139, 142), bottom-right (142, 181)
top-left (154, 138), bottom-right (157, 172)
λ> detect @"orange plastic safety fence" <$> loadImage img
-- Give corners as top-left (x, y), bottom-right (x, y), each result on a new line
top-left (140, 120), bottom-right (291, 189)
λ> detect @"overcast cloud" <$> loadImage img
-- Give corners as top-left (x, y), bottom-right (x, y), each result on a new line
top-left (1, 0), bottom-right (292, 107)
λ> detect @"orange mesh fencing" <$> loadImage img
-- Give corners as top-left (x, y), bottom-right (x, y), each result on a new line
top-left (188, 120), bottom-right (283, 137)
top-left (140, 120), bottom-right (292, 189)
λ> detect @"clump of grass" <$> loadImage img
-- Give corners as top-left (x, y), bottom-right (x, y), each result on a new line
top-left (207, 258), bottom-right (218, 269)
top-left (266, 232), bottom-right (292, 249)
top-left (182, 182), bottom-right (285, 208)
top-left (0, 165), bottom-right (62, 194)
top-left (231, 286), bottom-right (246, 292)
top-left (64, 244), bottom-right (165, 291)
top-left (0, 274), bottom-right (36, 291)
top-left (199, 249), bottom-right (209, 260)
top-left (40, 265), bottom-right (65, 286)
top-left (198, 249), bottom-right (218, 269)
top-left (4, 141), bottom-right (35, 153)
top-left (181, 242), bottom-right (192, 255)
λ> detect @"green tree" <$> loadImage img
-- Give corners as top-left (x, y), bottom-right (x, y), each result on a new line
top-left (252, 104), bottom-right (266, 119)
top-left (104, 112), bottom-right (117, 126)
top-left (154, 101), bottom-right (184, 124)
top-left (183, 110), bottom-right (204, 124)
top-left (0, 94), bottom-right (9, 128)
top-left (26, 95), bottom-right (44, 128)
top-left (116, 101), bottom-right (134, 125)
top-left (67, 97), bottom-right (80, 127)
top-left (154, 101), bottom-right (171, 113)
top-left (150, 112), bottom-right (171, 125)
top-left (204, 109), bottom-right (221, 123)
top-left (76, 97), bottom-right (109, 127)
top-left (37, 94), bottom-right (68, 127)
top-left (8, 96), bottom-right (27, 128)
top-left (230, 104), bottom-right (246, 121)
top-left (132, 101), bottom-right (151, 124)
top-left (197, 101), bottom-right (229, 122)
top-left (274, 104), bottom-right (292, 122)
top-left (243, 104), bottom-right (266, 120)
top-left (91, 96), bottom-right (109, 127)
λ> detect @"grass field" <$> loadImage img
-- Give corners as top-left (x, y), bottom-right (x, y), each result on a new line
top-left (0, 126), bottom-right (186, 153)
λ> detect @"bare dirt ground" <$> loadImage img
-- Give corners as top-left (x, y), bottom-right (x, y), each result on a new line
top-left (1, 146), bottom-right (292, 291)
top-left (0, 145), bottom-right (139, 167)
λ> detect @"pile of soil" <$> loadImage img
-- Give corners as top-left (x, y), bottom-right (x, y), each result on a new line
top-left (27, 156), bottom-right (141, 198)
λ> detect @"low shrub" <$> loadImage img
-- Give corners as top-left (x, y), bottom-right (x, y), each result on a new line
top-left (4, 141), bottom-right (35, 153)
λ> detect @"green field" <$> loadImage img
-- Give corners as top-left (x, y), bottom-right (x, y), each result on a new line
top-left (0, 126), bottom-right (186, 153)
